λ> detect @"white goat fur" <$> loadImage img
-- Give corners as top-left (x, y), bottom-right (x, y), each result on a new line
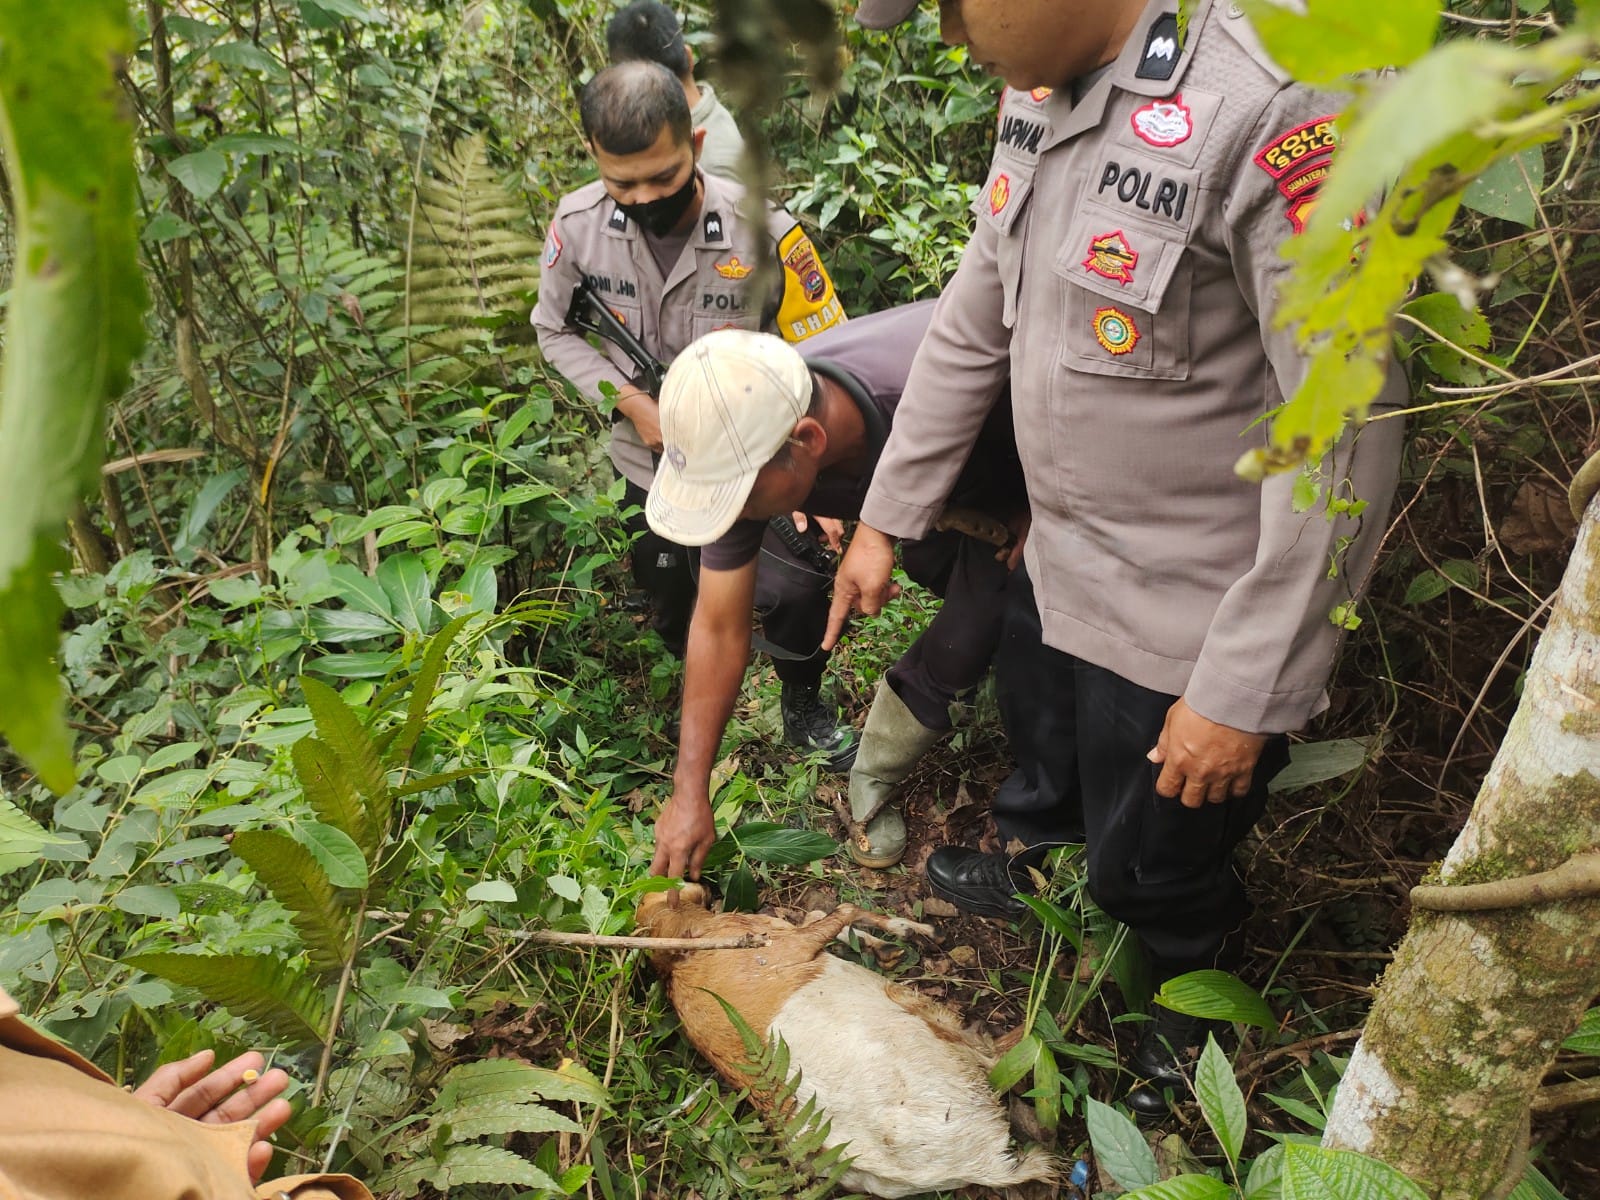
top-left (635, 886), bottom-right (1056, 1198)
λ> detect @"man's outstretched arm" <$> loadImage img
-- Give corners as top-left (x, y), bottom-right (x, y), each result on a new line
top-left (650, 561), bottom-right (759, 879)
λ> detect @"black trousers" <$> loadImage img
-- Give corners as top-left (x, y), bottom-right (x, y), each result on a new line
top-left (993, 565), bottom-right (1289, 975)
top-left (887, 528), bottom-right (1017, 731)
top-left (622, 479), bottom-right (831, 689)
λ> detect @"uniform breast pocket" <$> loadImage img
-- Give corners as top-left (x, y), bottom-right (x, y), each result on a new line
top-left (1055, 207), bottom-right (1192, 381)
top-left (691, 285), bottom-right (760, 338)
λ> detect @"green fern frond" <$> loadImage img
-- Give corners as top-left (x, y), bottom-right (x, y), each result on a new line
top-left (229, 830), bottom-right (355, 974)
top-left (436, 1058), bottom-right (610, 1109)
top-left (389, 612), bottom-right (470, 768)
top-left (395, 1144), bottom-right (561, 1194)
top-left (291, 735), bottom-right (375, 861)
top-left (704, 991), bottom-right (863, 1198)
top-left (124, 952), bottom-right (328, 1046)
top-left (439, 1099), bottom-right (584, 1142)
top-left (300, 676), bottom-right (391, 848)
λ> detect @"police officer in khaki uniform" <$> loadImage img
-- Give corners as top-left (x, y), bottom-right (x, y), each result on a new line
top-left (837, 0), bottom-right (1406, 1113)
top-left (0, 987), bottom-right (368, 1199)
top-left (532, 61), bottom-right (854, 766)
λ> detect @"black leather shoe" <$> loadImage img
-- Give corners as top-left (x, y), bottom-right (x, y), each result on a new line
top-left (1124, 1008), bottom-right (1231, 1120)
top-left (780, 682), bottom-right (857, 772)
top-left (925, 848), bottom-right (1034, 920)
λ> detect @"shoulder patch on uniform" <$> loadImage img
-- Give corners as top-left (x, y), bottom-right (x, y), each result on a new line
top-left (1253, 114), bottom-right (1340, 179)
top-left (1092, 306), bottom-right (1141, 355)
top-left (715, 255), bottom-right (753, 280)
top-left (778, 226), bottom-right (826, 302)
top-left (1130, 95), bottom-right (1193, 147)
top-left (543, 229), bottom-right (562, 268)
top-left (1136, 13), bottom-right (1181, 81)
top-left (703, 210), bottom-right (725, 241)
top-left (989, 172), bottom-right (1013, 216)
top-left (1084, 231), bottom-right (1139, 286)
top-left (608, 205), bottom-right (629, 232)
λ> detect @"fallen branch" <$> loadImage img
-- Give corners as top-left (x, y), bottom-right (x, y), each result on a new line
top-left (1531, 1076), bottom-right (1600, 1115)
top-left (1411, 853), bottom-right (1600, 912)
top-left (495, 928), bottom-right (769, 952)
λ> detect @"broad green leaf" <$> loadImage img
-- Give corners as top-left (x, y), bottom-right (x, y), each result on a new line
top-left (1508, 1164), bottom-right (1571, 1200)
top-left (0, 0), bottom-right (147, 790)
top-left (1561, 1006), bottom-right (1600, 1056)
top-left (1124, 1177), bottom-right (1236, 1200)
top-left (723, 862), bottom-right (759, 911)
top-left (305, 651), bottom-right (401, 679)
top-left (1401, 292), bottom-right (1491, 352)
top-left (142, 211), bottom-right (193, 243)
top-left (1196, 1036), bottom-right (1247, 1169)
top-left (465, 879), bottom-right (517, 903)
top-left (297, 820), bottom-right (369, 889)
top-left (205, 41), bottom-right (285, 77)
top-left (148, 836), bottom-right (231, 863)
top-left (145, 741), bottom-right (205, 772)
top-left (307, 607), bottom-right (396, 643)
top-left (989, 1031), bottom-right (1042, 1093)
top-left (173, 468), bottom-right (246, 561)
top-left (230, 829), bottom-right (354, 973)
top-left (0, 798), bottom-right (77, 875)
top-left (377, 552), bottom-right (435, 636)
top-left (442, 1100), bottom-right (583, 1142)
top-left (1156, 970), bottom-right (1277, 1032)
top-left (1281, 1143), bottom-right (1428, 1200)
top-left (732, 821), bottom-right (837, 865)
top-left (1245, 1143), bottom-right (1286, 1200)
top-left (1032, 1039), bottom-right (1062, 1132)
top-left (209, 132), bottom-right (300, 155)
top-left (126, 952), bottom-right (328, 1046)
top-left (1085, 1097), bottom-right (1159, 1191)
top-left (301, 0), bottom-right (386, 23)
top-left (1240, 0), bottom-right (1440, 83)
top-left (113, 884), bottom-right (181, 919)
top-left (1017, 894), bottom-right (1085, 953)
top-left (581, 884), bottom-right (611, 934)
top-left (1265, 1091), bottom-right (1328, 1129)
top-left (167, 148), bottom-right (227, 200)
top-left (1269, 736), bottom-right (1380, 794)
top-left (326, 564), bottom-right (393, 617)
top-left (1461, 146), bottom-right (1546, 226)
top-left (547, 875), bottom-right (581, 902)
top-left (1403, 570), bottom-right (1451, 606)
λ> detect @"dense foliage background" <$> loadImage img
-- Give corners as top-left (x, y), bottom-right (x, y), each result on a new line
top-left (1, 1), bottom-right (1597, 1196)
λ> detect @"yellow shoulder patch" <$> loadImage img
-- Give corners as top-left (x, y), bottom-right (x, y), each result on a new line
top-left (775, 225), bottom-right (845, 343)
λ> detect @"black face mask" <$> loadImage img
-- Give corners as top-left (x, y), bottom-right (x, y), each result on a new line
top-left (618, 166), bottom-right (698, 237)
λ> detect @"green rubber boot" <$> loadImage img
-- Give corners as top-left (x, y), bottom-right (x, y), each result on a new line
top-left (845, 680), bottom-right (943, 868)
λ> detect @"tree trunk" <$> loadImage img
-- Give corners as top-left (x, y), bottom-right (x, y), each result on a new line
top-left (1322, 491), bottom-right (1600, 1198)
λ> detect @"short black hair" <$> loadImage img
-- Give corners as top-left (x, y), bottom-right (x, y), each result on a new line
top-left (580, 61), bottom-right (693, 156)
top-left (606, 1), bottom-right (692, 79)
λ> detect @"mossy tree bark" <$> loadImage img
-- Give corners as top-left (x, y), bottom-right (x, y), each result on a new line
top-left (1322, 493), bottom-right (1600, 1199)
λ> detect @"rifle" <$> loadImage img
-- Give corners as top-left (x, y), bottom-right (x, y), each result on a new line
top-left (565, 276), bottom-right (666, 398)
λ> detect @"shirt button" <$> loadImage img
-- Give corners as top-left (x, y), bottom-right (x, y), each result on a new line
top-left (1227, 2), bottom-right (1243, 14)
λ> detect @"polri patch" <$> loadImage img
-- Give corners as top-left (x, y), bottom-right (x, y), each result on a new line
top-left (543, 229), bottom-right (562, 268)
top-left (1083, 230), bottom-right (1138, 286)
top-left (1029, 86), bottom-right (1053, 102)
top-left (1092, 306), bottom-right (1141, 356)
top-left (715, 255), bottom-right (753, 280)
top-left (1253, 114), bottom-right (1339, 180)
top-left (1130, 95), bottom-right (1192, 148)
top-left (1136, 13), bottom-right (1181, 81)
top-left (989, 172), bottom-right (1013, 216)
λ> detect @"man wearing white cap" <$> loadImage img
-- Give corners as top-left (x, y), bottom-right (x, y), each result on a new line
top-left (645, 302), bottom-right (1028, 881)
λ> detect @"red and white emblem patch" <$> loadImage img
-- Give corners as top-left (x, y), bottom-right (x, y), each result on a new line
top-left (1083, 230), bottom-right (1138, 286)
top-left (989, 172), bottom-right (1012, 216)
top-left (1029, 86), bottom-right (1053, 102)
top-left (543, 229), bottom-right (562, 268)
top-left (1130, 95), bottom-right (1193, 148)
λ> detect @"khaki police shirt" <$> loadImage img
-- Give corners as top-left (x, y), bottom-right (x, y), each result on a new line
top-left (532, 170), bottom-right (846, 488)
top-left (0, 989), bottom-right (369, 1200)
top-left (690, 84), bottom-right (744, 181)
top-left (858, 0), bottom-right (1407, 734)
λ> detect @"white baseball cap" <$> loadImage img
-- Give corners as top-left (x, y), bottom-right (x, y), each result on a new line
top-left (646, 329), bottom-right (813, 547)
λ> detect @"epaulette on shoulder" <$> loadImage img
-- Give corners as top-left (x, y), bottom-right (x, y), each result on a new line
top-left (1211, 4), bottom-right (1294, 87)
top-left (556, 178), bottom-right (612, 218)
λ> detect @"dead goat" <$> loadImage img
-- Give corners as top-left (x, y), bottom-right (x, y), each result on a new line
top-left (634, 884), bottom-right (1057, 1198)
